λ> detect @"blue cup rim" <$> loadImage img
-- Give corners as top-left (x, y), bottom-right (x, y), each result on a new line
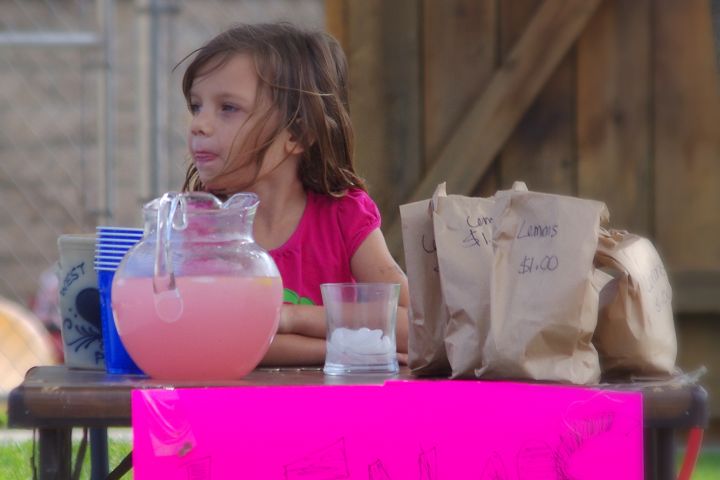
top-left (97, 232), bottom-right (142, 236)
top-left (96, 239), bottom-right (141, 244)
top-left (94, 259), bottom-right (122, 265)
top-left (96, 235), bottom-right (143, 240)
top-left (97, 234), bottom-right (142, 238)
top-left (96, 226), bottom-right (144, 232)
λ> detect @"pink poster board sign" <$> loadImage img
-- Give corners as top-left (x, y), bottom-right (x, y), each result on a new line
top-left (132, 380), bottom-right (643, 479)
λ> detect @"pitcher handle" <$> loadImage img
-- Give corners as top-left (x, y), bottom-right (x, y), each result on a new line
top-left (153, 192), bottom-right (181, 294)
top-left (152, 193), bottom-right (186, 322)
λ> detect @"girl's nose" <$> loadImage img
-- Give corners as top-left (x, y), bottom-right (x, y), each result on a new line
top-left (190, 111), bottom-right (213, 136)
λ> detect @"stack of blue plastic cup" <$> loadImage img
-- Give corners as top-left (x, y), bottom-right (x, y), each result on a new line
top-left (94, 226), bottom-right (145, 375)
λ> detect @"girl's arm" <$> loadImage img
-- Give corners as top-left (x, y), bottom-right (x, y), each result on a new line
top-left (349, 228), bottom-right (409, 354)
top-left (277, 304), bottom-right (327, 338)
top-left (259, 333), bottom-right (326, 366)
top-left (273, 228), bottom-right (409, 352)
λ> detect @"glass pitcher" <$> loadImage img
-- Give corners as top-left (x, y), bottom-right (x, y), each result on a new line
top-left (111, 191), bottom-right (283, 380)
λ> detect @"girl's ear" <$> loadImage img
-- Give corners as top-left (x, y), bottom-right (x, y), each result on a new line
top-left (285, 120), bottom-right (310, 155)
top-left (284, 130), bottom-right (306, 156)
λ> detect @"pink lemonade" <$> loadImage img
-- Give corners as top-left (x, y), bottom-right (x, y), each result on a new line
top-left (112, 275), bottom-right (282, 380)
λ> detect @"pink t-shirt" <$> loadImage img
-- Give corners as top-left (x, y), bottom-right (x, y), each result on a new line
top-left (269, 188), bottom-right (381, 306)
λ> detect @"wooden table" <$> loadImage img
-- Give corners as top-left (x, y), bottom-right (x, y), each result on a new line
top-left (7, 365), bottom-right (709, 480)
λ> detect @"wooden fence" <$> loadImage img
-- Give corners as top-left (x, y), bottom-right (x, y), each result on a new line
top-left (327, 0), bottom-right (720, 315)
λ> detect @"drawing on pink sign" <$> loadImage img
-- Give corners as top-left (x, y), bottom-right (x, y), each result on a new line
top-left (479, 452), bottom-right (509, 480)
top-left (557, 410), bottom-right (618, 478)
top-left (515, 440), bottom-right (555, 479)
top-left (368, 459), bottom-right (391, 480)
top-left (283, 437), bottom-right (349, 479)
top-left (367, 446), bottom-right (439, 480)
top-left (418, 446), bottom-right (437, 480)
top-left (183, 456), bottom-right (211, 480)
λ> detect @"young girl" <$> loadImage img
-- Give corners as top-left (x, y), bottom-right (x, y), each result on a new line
top-left (180, 22), bottom-right (409, 366)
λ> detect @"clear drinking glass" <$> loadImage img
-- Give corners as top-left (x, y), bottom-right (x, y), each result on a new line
top-left (321, 283), bottom-right (400, 375)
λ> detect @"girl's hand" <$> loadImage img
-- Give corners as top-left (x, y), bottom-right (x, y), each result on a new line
top-left (350, 229), bottom-right (410, 353)
top-left (397, 352), bottom-right (408, 366)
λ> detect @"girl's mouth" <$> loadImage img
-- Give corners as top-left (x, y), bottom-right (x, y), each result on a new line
top-left (192, 151), bottom-right (219, 164)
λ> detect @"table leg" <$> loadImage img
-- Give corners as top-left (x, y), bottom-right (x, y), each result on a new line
top-left (644, 428), bottom-right (658, 480)
top-left (90, 428), bottom-right (109, 480)
top-left (38, 428), bottom-right (72, 480)
top-left (656, 428), bottom-right (676, 480)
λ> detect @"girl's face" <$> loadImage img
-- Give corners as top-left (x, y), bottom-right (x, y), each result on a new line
top-left (187, 53), bottom-right (293, 191)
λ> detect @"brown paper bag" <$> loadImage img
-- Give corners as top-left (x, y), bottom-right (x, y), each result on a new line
top-left (400, 190), bottom-right (451, 376)
top-left (480, 189), bottom-right (609, 384)
top-left (433, 190), bottom-right (494, 378)
top-left (594, 229), bottom-right (677, 377)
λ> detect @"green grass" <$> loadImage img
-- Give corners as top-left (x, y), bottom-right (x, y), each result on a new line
top-left (0, 410), bottom-right (132, 479)
top-left (1, 409), bottom-right (718, 478)
top-left (0, 436), bottom-right (133, 480)
top-left (690, 451), bottom-right (720, 479)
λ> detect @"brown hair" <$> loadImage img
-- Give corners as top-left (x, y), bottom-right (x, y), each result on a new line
top-left (180, 22), bottom-right (366, 196)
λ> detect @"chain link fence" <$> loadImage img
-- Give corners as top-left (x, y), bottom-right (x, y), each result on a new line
top-left (0, 0), bottom-right (323, 391)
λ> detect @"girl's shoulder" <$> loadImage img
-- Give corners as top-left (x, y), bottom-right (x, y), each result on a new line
top-left (308, 188), bottom-right (381, 256)
top-left (309, 188), bottom-right (380, 222)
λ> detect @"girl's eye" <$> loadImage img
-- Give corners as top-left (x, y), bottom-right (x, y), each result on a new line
top-left (188, 103), bottom-right (200, 115)
top-left (221, 103), bottom-right (239, 113)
